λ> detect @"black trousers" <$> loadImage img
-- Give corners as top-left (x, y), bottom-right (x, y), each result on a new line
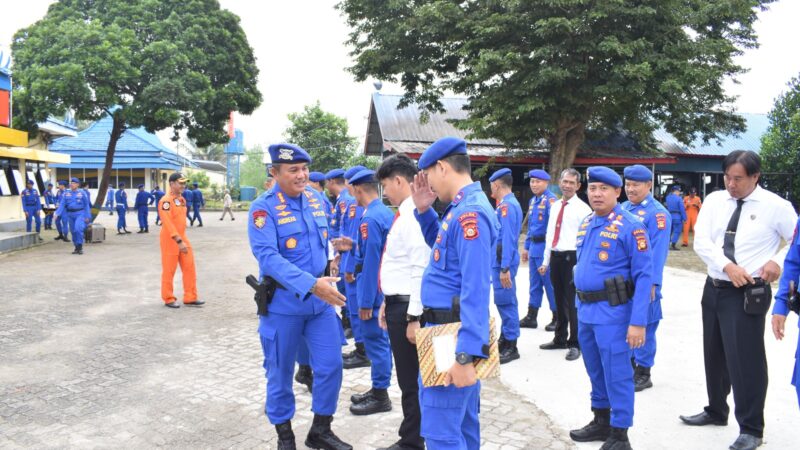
top-left (701, 278), bottom-right (768, 438)
top-left (551, 250), bottom-right (579, 347)
top-left (385, 298), bottom-right (424, 449)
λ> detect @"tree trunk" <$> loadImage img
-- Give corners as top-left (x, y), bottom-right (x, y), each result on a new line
top-left (91, 115), bottom-right (125, 221)
top-left (548, 120), bottom-right (586, 182)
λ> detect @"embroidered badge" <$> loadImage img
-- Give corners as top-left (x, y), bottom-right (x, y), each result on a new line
top-left (278, 216), bottom-right (297, 225)
top-left (277, 192), bottom-right (286, 204)
top-left (274, 205), bottom-right (287, 211)
top-left (461, 219), bottom-right (479, 240)
top-left (162, 202), bottom-right (170, 210)
top-left (500, 205), bottom-right (508, 217)
top-left (339, 203), bottom-right (346, 213)
top-left (253, 210), bottom-right (267, 228)
top-left (434, 248), bottom-right (440, 261)
top-left (636, 235), bottom-right (648, 251)
top-left (598, 251), bottom-right (609, 262)
top-left (436, 233), bottom-right (442, 244)
top-left (442, 222), bottom-right (449, 231)
top-left (278, 211), bottom-right (292, 217)
top-left (279, 148), bottom-right (294, 160)
top-left (323, 230), bottom-right (328, 239)
top-left (360, 223), bottom-right (368, 240)
top-left (605, 224), bottom-right (619, 233)
top-left (286, 237), bottom-right (297, 249)
top-left (549, 197), bottom-right (556, 204)
top-left (600, 241), bottom-right (610, 248)
top-left (638, 210), bottom-right (646, 216)
top-left (538, 202), bottom-right (546, 210)
top-left (349, 205), bottom-right (356, 218)
top-left (538, 214), bottom-right (543, 222)
top-left (174, 199), bottom-right (181, 206)
top-left (656, 213), bottom-right (667, 230)
top-left (313, 210), bottom-right (326, 217)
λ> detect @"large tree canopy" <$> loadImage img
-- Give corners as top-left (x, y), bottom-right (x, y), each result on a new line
top-left (339, 0), bottom-right (772, 178)
top-left (283, 102), bottom-right (357, 174)
top-left (761, 75), bottom-right (800, 204)
top-left (11, 0), bottom-right (261, 216)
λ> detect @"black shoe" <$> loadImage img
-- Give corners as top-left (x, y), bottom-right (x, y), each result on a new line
top-left (350, 388), bottom-right (375, 404)
top-left (565, 347), bottom-right (581, 361)
top-left (540, 340), bottom-right (568, 350)
top-left (499, 340), bottom-right (520, 364)
top-left (144, 229), bottom-right (149, 233)
top-left (231, 217), bottom-right (235, 221)
top-left (343, 349), bottom-right (371, 369)
top-left (164, 301), bottom-right (180, 309)
top-left (679, 411), bottom-right (727, 426)
top-left (344, 327), bottom-right (353, 340)
top-left (498, 334), bottom-right (508, 353)
top-left (184, 300), bottom-right (206, 306)
top-left (634, 365), bottom-right (653, 392)
top-left (599, 427), bottom-right (632, 450)
top-left (71, 247), bottom-right (80, 254)
top-left (570, 408), bottom-right (611, 442)
top-left (198, 223), bottom-right (203, 227)
top-left (54, 235), bottom-right (63, 241)
top-left (63, 238), bottom-right (71, 242)
top-left (349, 388), bottom-right (392, 416)
top-left (729, 433), bottom-right (763, 450)
top-left (305, 414), bottom-right (352, 450)
top-left (276, 421), bottom-right (296, 450)
top-left (671, 243), bottom-right (679, 251)
top-left (519, 306), bottom-right (539, 329)
top-left (137, 230), bottom-right (144, 233)
top-left (545, 315), bottom-right (557, 332)
top-left (124, 229), bottom-right (132, 234)
top-left (295, 365), bottom-right (313, 393)
top-left (376, 440), bottom-right (405, 450)
top-left (220, 218), bottom-right (223, 221)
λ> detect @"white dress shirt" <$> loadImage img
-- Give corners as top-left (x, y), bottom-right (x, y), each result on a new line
top-left (379, 196), bottom-right (431, 316)
top-left (694, 186), bottom-right (797, 280)
top-left (542, 194), bottom-right (593, 267)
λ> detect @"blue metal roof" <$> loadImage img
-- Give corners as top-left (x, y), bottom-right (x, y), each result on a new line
top-left (655, 113), bottom-right (768, 157)
top-left (49, 114), bottom-right (196, 170)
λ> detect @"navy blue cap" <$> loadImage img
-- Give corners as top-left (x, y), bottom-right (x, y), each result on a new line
top-left (418, 137), bottom-right (467, 170)
top-left (623, 165), bottom-right (653, 182)
top-left (528, 169), bottom-right (551, 181)
top-left (47, 182), bottom-right (53, 187)
top-left (345, 165), bottom-right (367, 181)
top-left (192, 182), bottom-right (198, 187)
top-left (269, 143), bottom-right (312, 164)
top-left (70, 177), bottom-right (80, 184)
top-left (57, 180), bottom-right (67, 186)
top-left (119, 181), bottom-right (126, 186)
top-left (349, 169), bottom-right (377, 186)
top-left (325, 168), bottom-right (345, 180)
top-left (309, 172), bottom-right (326, 183)
top-left (26, 179), bottom-right (34, 185)
top-left (671, 185), bottom-right (681, 192)
top-left (489, 168), bottom-right (512, 182)
top-left (587, 166), bottom-right (622, 188)
top-left (137, 184), bottom-right (144, 189)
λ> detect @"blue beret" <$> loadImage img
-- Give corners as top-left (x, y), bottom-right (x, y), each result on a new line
top-left (57, 180), bottom-right (67, 186)
top-left (623, 165), bottom-right (653, 182)
top-left (489, 168), bottom-right (512, 182)
top-left (26, 179), bottom-right (34, 185)
top-left (345, 165), bottom-right (367, 180)
top-left (309, 172), bottom-right (326, 183)
top-left (47, 182), bottom-right (53, 186)
top-left (137, 184), bottom-right (144, 188)
top-left (349, 169), bottom-right (377, 186)
top-left (192, 182), bottom-right (198, 187)
top-left (418, 137), bottom-right (467, 170)
top-left (119, 182), bottom-right (126, 186)
top-left (672, 185), bottom-right (681, 192)
top-left (70, 177), bottom-right (80, 183)
top-left (325, 169), bottom-right (345, 180)
top-left (528, 169), bottom-right (551, 181)
top-left (268, 143), bottom-right (312, 164)
top-left (587, 166), bottom-right (622, 188)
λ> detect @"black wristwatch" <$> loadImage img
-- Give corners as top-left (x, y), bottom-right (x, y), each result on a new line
top-left (406, 314), bottom-right (421, 323)
top-left (456, 352), bottom-right (474, 365)
top-left (500, 267), bottom-right (510, 273)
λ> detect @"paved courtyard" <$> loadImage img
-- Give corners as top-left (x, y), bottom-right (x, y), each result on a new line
top-left (0, 212), bottom-right (572, 449)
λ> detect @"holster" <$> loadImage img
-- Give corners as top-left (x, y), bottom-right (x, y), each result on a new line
top-left (789, 281), bottom-right (799, 314)
top-left (496, 244), bottom-right (503, 264)
top-left (246, 274), bottom-right (279, 316)
top-left (603, 275), bottom-right (633, 307)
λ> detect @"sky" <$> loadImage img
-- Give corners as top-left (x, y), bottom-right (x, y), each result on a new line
top-left (2, 0), bottom-right (800, 152)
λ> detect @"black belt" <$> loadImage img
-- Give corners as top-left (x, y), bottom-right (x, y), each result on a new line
top-left (421, 308), bottom-right (459, 325)
top-left (385, 295), bottom-right (410, 304)
top-left (576, 289), bottom-right (607, 303)
top-left (531, 235), bottom-right (546, 243)
top-left (708, 277), bottom-right (762, 289)
top-left (551, 250), bottom-right (576, 257)
top-left (67, 208), bottom-right (84, 212)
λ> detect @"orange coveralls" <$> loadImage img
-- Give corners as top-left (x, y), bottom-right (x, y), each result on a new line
top-left (158, 193), bottom-right (198, 304)
top-left (682, 194), bottom-right (702, 245)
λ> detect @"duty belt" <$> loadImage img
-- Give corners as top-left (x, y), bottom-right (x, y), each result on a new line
top-left (709, 277), bottom-right (763, 289)
top-left (576, 289), bottom-right (608, 302)
top-left (67, 208), bottom-right (84, 212)
top-left (530, 235), bottom-right (546, 243)
top-left (385, 295), bottom-right (410, 304)
top-left (421, 308), bottom-right (459, 325)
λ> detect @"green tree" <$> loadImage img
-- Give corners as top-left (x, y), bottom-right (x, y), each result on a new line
top-left (11, 0), bottom-right (261, 218)
top-left (761, 75), bottom-right (800, 203)
top-left (339, 0), bottom-right (771, 178)
top-left (185, 169), bottom-right (210, 189)
top-left (240, 144), bottom-right (267, 190)
top-left (283, 102), bottom-right (357, 173)
top-left (192, 143), bottom-right (226, 163)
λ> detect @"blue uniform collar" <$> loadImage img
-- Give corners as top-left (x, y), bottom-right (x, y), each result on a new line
top-left (502, 192), bottom-right (515, 204)
top-left (367, 197), bottom-right (382, 210)
top-left (452, 181), bottom-right (482, 206)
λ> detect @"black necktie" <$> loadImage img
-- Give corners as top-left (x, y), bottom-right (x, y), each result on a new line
top-left (723, 199), bottom-right (745, 264)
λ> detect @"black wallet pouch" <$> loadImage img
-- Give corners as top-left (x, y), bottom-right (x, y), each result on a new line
top-left (743, 280), bottom-right (772, 315)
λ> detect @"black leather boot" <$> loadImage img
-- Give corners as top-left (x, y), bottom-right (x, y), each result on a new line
top-left (305, 414), bottom-right (352, 450)
top-left (600, 427), bottom-right (632, 450)
top-left (544, 313), bottom-right (557, 331)
top-left (570, 408), bottom-right (611, 442)
top-left (341, 314), bottom-right (353, 339)
top-left (343, 343), bottom-right (370, 369)
top-left (499, 339), bottom-right (520, 364)
top-left (349, 388), bottom-right (392, 416)
top-left (276, 421), bottom-right (296, 450)
top-left (634, 365), bottom-right (653, 392)
top-left (350, 388), bottom-right (374, 404)
top-left (519, 306), bottom-right (539, 328)
top-left (294, 364), bottom-right (313, 393)
top-left (498, 334), bottom-right (508, 353)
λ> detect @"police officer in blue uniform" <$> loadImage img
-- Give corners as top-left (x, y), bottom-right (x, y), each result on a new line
top-left (488, 168), bottom-right (524, 364)
top-left (151, 186), bottom-right (165, 225)
top-left (665, 185), bottom-right (686, 250)
top-left (772, 215), bottom-right (800, 410)
top-left (622, 165), bottom-right (671, 392)
top-left (190, 182), bottom-right (205, 227)
top-left (347, 169), bottom-right (395, 415)
top-left (134, 184), bottom-right (154, 233)
top-left (309, 172), bottom-right (334, 216)
top-left (568, 167), bottom-right (652, 450)
top-left (54, 177), bottom-right (92, 255)
top-left (248, 143), bottom-right (351, 450)
top-left (521, 169), bottom-right (558, 331)
top-left (115, 182), bottom-right (131, 234)
top-left (106, 184), bottom-right (116, 215)
top-left (325, 168), bottom-right (353, 339)
top-left (54, 181), bottom-right (70, 241)
top-left (43, 183), bottom-right (56, 230)
top-left (183, 184), bottom-right (194, 225)
top-left (21, 179), bottom-right (43, 237)
top-left (411, 137), bottom-right (499, 450)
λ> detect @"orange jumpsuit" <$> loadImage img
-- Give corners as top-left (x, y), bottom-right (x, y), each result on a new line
top-left (682, 194), bottom-right (702, 245)
top-left (158, 193), bottom-right (198, 304)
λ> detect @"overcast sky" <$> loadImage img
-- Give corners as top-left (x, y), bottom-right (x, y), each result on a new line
top-left (2, 0), bottom-right (800, 151)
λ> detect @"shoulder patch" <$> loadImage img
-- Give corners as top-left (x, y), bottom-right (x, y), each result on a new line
top-left (360, 222), bottom-right (368, 240)
top-left (349, 205), bottom-right (356, 218)
top-left (458, 212), bottom-right (479, 240)
top-left (500, 205), bottom-right (508, 217)
top-left (636, 234), bottom-right (648, 252)
top-left (549, 197), bottom-right (556, 204)
top-left (655, 212), bottom-right (667, 230)
top-left (253, 210), bottom-right (267, 229)
top-left (162, 201), bottom-right (170, 210)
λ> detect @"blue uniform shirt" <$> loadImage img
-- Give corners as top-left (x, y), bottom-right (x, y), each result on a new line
top-left (665, 193), bottom-right (687, 222)
top-left (183, 189), bottom-right (194, 205)
top-left (192, 189), bottom-right (205, 207)
top-left (356, 198), bottom-right (395, 310)
top-left (331, 191), bottom-right (351, 239)
top-left (248, 185), bottom-right (330, 322)
top-left (151, 189), bottom-right (165, 205)
top-left (343, 198), bottom-right (365, 275)
top-left (494, 192), bottom-right (523, 270)
top-left (775, 217), bottom-right (800, 320)
top-left (55, 189), bottom-right (91, 217)
top-left (55, 189), bottom-right (65, 207)
top-left (574, 204), bottom-right (653, 327)
top-left (525, 190), bottom-right (557, 251)
top-left (106, 189), bottom-right (115, 202)
top-left (21, 188), bottom-right (41, 210)
top-left (44, 190), bottom-right (55, 206)
top-left (415, 181), bottom-right (500, 358)
top-left (134, 191), bottom-right (154, 208)
top-left (115, 189), bottom-right (128, 209)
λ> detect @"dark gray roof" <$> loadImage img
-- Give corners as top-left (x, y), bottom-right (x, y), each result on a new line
top-left (191, 159), bottom-right (227, 173)
top-left (655, 113), bottom-right (768, 157)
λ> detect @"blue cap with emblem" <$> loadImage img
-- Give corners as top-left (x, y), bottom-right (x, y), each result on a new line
top-left (47, 182), bottom-right (53, 187)
top-left (70, 177), bottom-right (80, 184)
top-left (418, 136), bottom-right (467, 170)
top-left (268, 143), bottom-right (312, 164)
top-left (345, 165), bottom-right (367, 181)
top-left (528, 169), bottom-right (551, 181)
top-left (137, 184), bottom-right (144, 189)
top-left (119, 181), bottom-right (126, 187)
top-left (587, 166), bottom-right (622, 188)
top-left (349, 169), bottom-right (377, 186)
top-left (623, 164), bottom-right (653, 182)
top-left (309, 171), bottom-right (326, 183)
top-left (489, 167), bottom-right (512, 182)
top-left (325, 168), bottom-right (345, 180)
top-left (26, 179), bottom-right (34, 185)
top-left (57, 180), bottom-right (67, 186)
top-left (671, 185), bottom-right (681, 192)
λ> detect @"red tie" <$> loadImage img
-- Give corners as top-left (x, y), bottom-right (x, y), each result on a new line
top-left (551, 200), bottom-right (568, 248)
top-left (378, 210), bottom-right (401, 292)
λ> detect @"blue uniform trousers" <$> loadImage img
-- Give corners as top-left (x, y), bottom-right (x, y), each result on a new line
top-left (419, 380), bottom-right (480, 450)
top-left (578, 321), bottom-right (634, 428)
top-left (44, 212), bottom-right (53, 229)
top-left (116, 206), bottom-right (127, 230)
top-left (633, 287), bottom-right (662, 368)
top-left (793, 336), bottom-right (800, 409)
top-left (529, 253), bottom-right (556, 311)
top-left (57, 215), bottom-right (68, 236)
top-left (360, 312), bottom-right (392, 389)
top-left (105, 199), bottom-right (114, 212)
top-left (192, 204), bottom-right (203, 226)
top-left (670, 215), bottom-right (682, 245)
top-left (259, 308), bottom-right (343, 424)
top-left (345, 279), bottom-right (364, 344)
top-left (137, 207), bottom-right (149, 230)
top-left (297, 340), bottom-right (310, 365)
top-left (24, 208), bottom-right (41, 232)
top-left (492, 266), bottom-right (520, 340)
top-left (66, 212), bottom-right (86, 246)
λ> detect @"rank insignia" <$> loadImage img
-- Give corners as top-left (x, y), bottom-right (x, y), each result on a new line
top-left (433, 248), bottom-right (440, 261)
top-left (638, 210), bottom-right (646, 216)
top-left (276, 204), bottom-right (287, 211)
top-left (360, 223), bottom-right (368, 240)
top-left (349, 205), bottom-right (356, 218)
top-left (323, 230), bottom-right (328, 239)
top-left (253, 210), bottom-right (267, 229)
top-left (600, 241), bottom-right (610, 248)
top-left (442, 222), bottom-right (449, 231)
top-left (636, 235), bottom-right (648, 251)
top-left (286, 237), bottom-right (297, 249)
top-left (436, 233), bottom-right (442, 244)
top-left (549, 197), bottom-right (556, 204)
top-left (278, 211), bottom-right (292, 217)
top-left (446, 213), bottom-right (453, 220)
top-left (500, 205), bottom-right (508, 217)
top-left (277, 192), bottom-right (286, 204)
top-left (162, 202), bottom-right (170, 210)
top-left (598, 251), bottom-right (609, 262)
